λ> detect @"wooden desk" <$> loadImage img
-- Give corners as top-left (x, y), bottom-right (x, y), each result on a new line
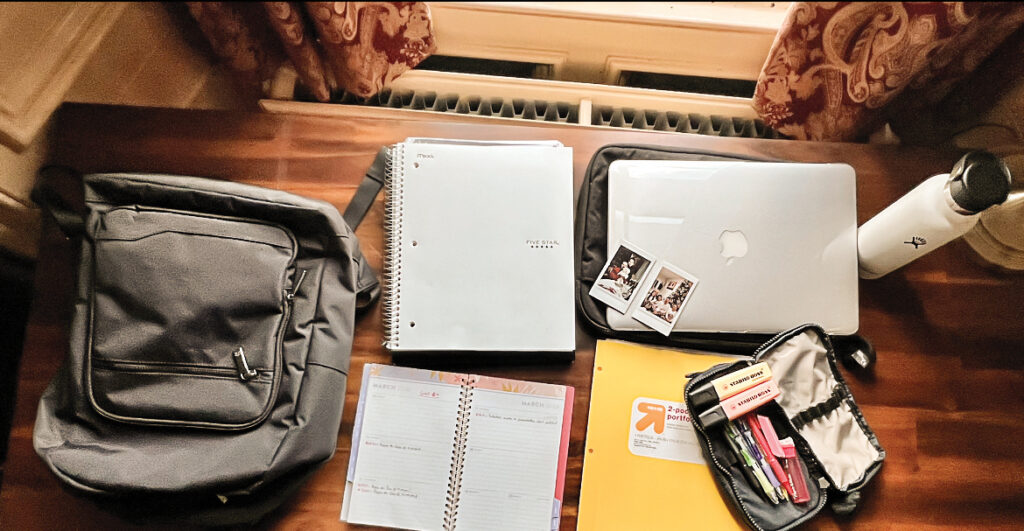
top-left (4, 103), bottom-right (1024, 530)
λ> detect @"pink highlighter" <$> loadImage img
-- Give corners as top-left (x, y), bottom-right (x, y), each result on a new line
top-left (756, 414), bottom-right (811, 504)
top-left (697, 379), bottom-right (780, 429)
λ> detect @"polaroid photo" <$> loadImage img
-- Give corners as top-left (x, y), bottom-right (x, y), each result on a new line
top-left (589, 240), bottom-right (657, 314)
top-left (632, 262), bottom-right (699, 336)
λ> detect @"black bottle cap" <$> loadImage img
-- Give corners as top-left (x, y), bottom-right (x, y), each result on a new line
top-left (948, 151), bottom-right (1012, 213)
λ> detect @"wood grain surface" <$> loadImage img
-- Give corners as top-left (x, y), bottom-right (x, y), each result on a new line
top-left (3, 103), bottom-right (1024, 530)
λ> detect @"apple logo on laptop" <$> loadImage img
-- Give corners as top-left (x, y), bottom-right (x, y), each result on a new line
top-left (719, 230), bottom-right (748, 265)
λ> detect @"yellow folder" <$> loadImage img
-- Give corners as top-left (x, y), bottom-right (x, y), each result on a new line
top-left (577, 340), bottom-right (745, 530)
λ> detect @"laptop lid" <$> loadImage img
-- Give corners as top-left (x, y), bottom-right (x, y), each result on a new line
top-left (605, 160), bottom-right (858, 334)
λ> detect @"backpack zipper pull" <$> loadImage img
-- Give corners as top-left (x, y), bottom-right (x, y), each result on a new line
top-left (232, 347), bottom-right (259, 381)
top-left (286, 269), bottom-right (308, 301)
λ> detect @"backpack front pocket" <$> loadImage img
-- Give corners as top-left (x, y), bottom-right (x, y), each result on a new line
top-left (87, 206), bottom-right (299, 430)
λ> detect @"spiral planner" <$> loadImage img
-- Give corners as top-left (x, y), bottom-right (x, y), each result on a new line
top-left (380, 138), bottom-right (576, 353)
top-left (340, 364), bottom-right (574, 531)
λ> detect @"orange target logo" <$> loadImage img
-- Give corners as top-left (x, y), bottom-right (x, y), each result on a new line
top-left (635, 402), bottom-right (666, 434)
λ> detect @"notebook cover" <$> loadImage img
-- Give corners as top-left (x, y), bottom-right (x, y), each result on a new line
top-left (577, 340), bottom-right (744, 530)
top-left (384, 139), bottom-right (575, 352)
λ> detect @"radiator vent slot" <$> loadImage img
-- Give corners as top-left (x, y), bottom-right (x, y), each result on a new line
top-left (311, 87), bottom-right (579, 122)
top-left (592, 106), bottom-right (776, 137)
top-left (299, 87), bottom-right (778, 139)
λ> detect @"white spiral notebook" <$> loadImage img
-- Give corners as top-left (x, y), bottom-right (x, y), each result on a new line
top-left (380, 138), bottom-right (575, 352)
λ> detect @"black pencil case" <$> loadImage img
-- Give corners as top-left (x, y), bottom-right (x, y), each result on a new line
top-left (683, 323), bottom-right (885, 530)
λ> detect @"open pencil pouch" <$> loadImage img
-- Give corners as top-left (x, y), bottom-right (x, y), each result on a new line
top-left (683, 324), bottom-right (885, 530)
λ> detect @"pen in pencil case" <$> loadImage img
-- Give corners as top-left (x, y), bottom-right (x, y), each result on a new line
top-left (690, 362), bottom-right (773, 411)
top-left (718, 437), bottom-right (764, 503)
top-left (697, 378), bottom-right (780, 430)
top-left (754, 414), bottom-right (799, 502)
top-left (724, 422), bottom-right (778, 504)
top-left (736, 417), bottom-right (787, 502)
top-left (745, 415), bottom-right (793, 502)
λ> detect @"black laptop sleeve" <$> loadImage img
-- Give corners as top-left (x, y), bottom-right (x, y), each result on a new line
top-left (574, 143), bottom-right (875, 366)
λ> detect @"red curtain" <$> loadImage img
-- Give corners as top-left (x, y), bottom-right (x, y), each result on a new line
top-left (753, 2), bottom-right (1024, 142)
top-left (185, 2), bottom-right (437, 102)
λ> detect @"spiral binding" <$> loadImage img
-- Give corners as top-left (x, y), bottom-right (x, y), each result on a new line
top-left (381, 144), bottom-right (404, 349)
top-left (443, 377), bottom-right (474, 531)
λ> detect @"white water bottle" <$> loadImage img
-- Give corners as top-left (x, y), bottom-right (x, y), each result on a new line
top-left (858, 151), bottom-right (1012, 279)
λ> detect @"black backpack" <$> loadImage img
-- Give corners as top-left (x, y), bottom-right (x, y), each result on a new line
top-left (31, 160), bottom-right (384, 525)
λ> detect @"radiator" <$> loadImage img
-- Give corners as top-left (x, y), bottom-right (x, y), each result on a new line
top-left (307, 87), bottom-right (778, 139)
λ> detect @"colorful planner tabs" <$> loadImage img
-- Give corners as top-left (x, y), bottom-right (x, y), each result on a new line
top-left (697, 378), bottom-right (780, 430)
top-left (690, 362), bottom-right (773, 410)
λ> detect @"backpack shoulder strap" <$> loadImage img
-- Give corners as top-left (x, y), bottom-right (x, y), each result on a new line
top-left (32, 166), bottom-right (85, 238)
top-left (342, 147), bottom-right (388, 230)
top-left (35, 147), bottom-right (389, 237)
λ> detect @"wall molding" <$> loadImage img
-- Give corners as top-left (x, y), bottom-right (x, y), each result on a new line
top-left (430, 2), bottom-right (781, 85)
top-left (0, 2), bottom-right (127, 151)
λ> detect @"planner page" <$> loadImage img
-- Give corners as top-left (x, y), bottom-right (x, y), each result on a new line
top-left (456, 376), bottom-right (570, 531)
top-left (344, 365), bottom-right (465, 531)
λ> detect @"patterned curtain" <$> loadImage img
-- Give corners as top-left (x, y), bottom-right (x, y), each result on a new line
top-left (753, 2), bottom-right (1024, 142)
top-left (185, 2), bottom-right (436, 102)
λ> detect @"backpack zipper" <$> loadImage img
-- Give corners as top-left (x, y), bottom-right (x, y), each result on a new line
top-left (232, 347), bottom-right (259, 381)
top-left (286, 269), bottom-right (307, 301)
top-left (92, 358), bottom-right (270, 382)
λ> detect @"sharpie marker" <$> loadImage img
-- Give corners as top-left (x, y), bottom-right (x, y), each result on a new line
top-left (697, 379), bottom-right (780, 430)
top-left (690, 363), bottom-right (772, 411)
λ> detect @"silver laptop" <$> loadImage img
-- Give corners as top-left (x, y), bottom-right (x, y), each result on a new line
top-left (606, 160), bottom-right (859, 334)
